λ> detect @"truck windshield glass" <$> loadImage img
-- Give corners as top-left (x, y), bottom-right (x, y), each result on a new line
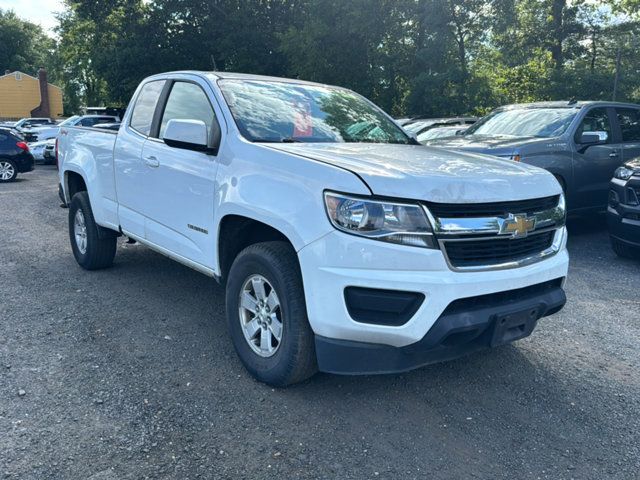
top-left (465, 108), bottom-right (577, 138)
top-left (218, 80), bottom-right (410, 144)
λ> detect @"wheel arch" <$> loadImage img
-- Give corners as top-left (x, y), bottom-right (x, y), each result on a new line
top-left (217, 214), bottom-right (297, 282)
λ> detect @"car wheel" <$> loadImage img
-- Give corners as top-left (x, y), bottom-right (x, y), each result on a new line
top-left (0, 160), bottom-right (17, 182)
top-left (610, 236), bottom-right (640, 260)
top-left (69, 191), bottom-right (117, 270)
top-left (225, 241), bottom-right (317, 387)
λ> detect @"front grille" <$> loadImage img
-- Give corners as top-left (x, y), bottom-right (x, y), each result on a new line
top-left (443, 231), bottom-right (555, 268)
top-left (427, 195), bottom-right (559, 218)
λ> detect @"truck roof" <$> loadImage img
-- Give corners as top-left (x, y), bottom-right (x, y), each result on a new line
top-left (499, 100), bottom-right (640, 110)
top-left (148, 70), bottom-right (333, 88)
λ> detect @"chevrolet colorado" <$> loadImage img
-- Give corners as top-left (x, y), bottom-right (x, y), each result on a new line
top-left (57, 71), bottom-right (569, 386)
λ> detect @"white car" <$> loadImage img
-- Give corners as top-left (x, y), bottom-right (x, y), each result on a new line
top-left (23, 115), bottom-right (118, 142)
top-left (57, 71), bottom-right (569, 386)
top-left (28, 138), bottom-right (56, 164)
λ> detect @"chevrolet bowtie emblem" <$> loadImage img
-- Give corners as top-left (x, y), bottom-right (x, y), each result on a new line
top-left (499, 214), bottom-right (536, 238)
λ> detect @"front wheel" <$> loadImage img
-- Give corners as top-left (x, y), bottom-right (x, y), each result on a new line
top-left (69, 191), bottom-right (117, 270)
top-left (0, 160), bottom-right (17, 182)
top-left (225, 241), bottom-right (317, 386)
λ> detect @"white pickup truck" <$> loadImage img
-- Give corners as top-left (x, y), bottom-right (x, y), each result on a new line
top-left (57, 71), bottom-right (569, 386)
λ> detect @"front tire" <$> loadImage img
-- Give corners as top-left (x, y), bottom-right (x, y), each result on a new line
top-left (225, 241), bottom-right (317, 387)
top-left (0, 160), bottom-right (17, 182)
top-left (69, 191), bottom-right (117, 270)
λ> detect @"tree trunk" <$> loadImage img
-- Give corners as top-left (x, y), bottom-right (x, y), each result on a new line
top-left (550, 0), bottom-right (565, 70)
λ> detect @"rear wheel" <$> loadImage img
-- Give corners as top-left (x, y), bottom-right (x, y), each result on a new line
top-left (225, 241), bottom-right (317, 386)
top-left (0, 160), bottom-right (17, 182)
top-left (610, 236), bottom-right (640, 260)
top-left (69, 191), bottom-right (117, 269)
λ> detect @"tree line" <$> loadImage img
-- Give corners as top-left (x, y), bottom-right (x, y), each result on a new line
top-left (1, 0), bottom-right (639, 117)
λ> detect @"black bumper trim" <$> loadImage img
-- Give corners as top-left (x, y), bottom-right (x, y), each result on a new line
top-left (315, 279), bottom-right (566, 375)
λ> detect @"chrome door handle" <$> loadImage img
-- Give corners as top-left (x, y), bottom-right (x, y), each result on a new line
top-left (144, 156), bottom-right (160, 167)
top-left (609, 151), bottom-right (618, 158)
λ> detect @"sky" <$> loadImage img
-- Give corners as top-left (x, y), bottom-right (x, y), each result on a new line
top-left (0, 0), bottom-right (64, 35)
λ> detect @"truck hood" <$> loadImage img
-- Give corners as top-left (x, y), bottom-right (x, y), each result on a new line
top-left (264, 143), bottom-right (560, 203)
top-left (426, 134), bottom-right (545, 155)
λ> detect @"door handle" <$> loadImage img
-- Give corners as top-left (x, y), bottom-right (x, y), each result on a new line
top-left (144, 156), bottom-right (160, 167)
top-left (609, 151), bottom-right (618, 158)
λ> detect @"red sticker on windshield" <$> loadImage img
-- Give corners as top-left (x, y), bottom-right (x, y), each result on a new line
top-left (293, 100), bottom-right (312, 137)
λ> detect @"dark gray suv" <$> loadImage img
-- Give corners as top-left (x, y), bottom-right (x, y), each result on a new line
top-left (427, 101), bottom-right (640, 212)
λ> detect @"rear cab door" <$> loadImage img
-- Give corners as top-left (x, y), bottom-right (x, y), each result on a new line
top-left (614, 106), bottom-right (640, 162)
top-left (572, 106), bottom-right (623, 210)
top-left (114, 79), bottom-right (166, 238)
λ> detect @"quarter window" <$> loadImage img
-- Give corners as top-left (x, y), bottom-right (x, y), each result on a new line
top-left (130, 80), bottom-right (165, 136)
top-left (159, 82), bottom-right (215, 140)
top-left (616, 108), bottom-right (640, 142)
top-left (576, 108), bottom-right (611, 143)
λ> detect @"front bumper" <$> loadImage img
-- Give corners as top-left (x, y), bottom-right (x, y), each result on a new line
top-left (298, 228), bottom-right (569, 350)
top-left (316, 278), bottom-right (565, 374)
top-left (608, 178), bottom-right (640, 248)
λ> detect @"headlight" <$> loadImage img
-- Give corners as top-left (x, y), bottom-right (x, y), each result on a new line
top-left (324, 192), bottom-right (436, 248)
top-left (614, 166), bottom-right (634, 181)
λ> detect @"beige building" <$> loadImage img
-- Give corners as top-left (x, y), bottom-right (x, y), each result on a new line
top-left (0, 68), bottom-right (63, 120)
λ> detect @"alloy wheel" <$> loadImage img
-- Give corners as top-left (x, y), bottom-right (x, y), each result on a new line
top-left (238, 275), bottom-right (283, 357)
top-left (74, 209), bottom-right (88, 254)
top-left (0, 161), bottom-right (15, 181)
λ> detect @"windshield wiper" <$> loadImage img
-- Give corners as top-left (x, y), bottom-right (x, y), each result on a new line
top-left (255, 137), bottom-right (302, 143)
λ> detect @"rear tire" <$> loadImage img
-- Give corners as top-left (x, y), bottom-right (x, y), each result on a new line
top-left (0, 160), bottom-right (17, 182)
top-left (610, 236), bottom-right (640, 260)
top-left (69, 191), bottom-right (117, 270)
top-left (225, 241), bottom-right (317, 387)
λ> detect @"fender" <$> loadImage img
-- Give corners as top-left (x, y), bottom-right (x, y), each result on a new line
top-left (211, 138), bottom-right (370, 275)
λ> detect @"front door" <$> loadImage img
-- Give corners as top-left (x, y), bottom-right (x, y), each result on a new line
top-left (572, 107), bottom-right (623, 210)
top-left (138, 80), bottom-right (220, 268)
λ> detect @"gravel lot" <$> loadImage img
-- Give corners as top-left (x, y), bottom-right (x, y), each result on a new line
top-left (1, 167), bottom-right (639, 480)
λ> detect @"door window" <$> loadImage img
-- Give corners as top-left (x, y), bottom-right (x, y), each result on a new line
top-left (616, 108), bottom-right (640, 142)
top-left (130, 80), bottom-right (165, 136)
top-left (159, 82), bottom-right (215, 140)
top-left (576, 108), bottom-right (612, 143)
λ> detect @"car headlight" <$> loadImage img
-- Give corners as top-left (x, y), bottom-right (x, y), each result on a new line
top-left (324, 192), bottom-right (436, 248)
top-left (614, 166), bottom-right (634, 181)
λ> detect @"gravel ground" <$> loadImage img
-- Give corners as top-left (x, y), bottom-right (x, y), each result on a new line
top-left (1, 167), bottom-right (639, 480)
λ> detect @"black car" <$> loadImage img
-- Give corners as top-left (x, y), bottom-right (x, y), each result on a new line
top-left (0, 129), bottom-right (35, 182)
top-left (608, 158), bottom-right (640, 259)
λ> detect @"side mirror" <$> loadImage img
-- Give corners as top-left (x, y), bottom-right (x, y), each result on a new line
top-left (163, 119), bottom-right (208, 152)
top-left (579, 131), bottom-right (608, 145)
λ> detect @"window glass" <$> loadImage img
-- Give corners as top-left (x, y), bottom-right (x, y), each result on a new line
top-left (130, 80), bottom-right (165, 136)
top-left (576, 108), bottom-right (611, 143)
top-left (616, 108), bottom-right (640, 142)
top-left (466, 108), bottom-right (577, 138)
top-left (218, 80), bottom-right (410, 144)
top-left (159, 82), bottom-right (215, 139)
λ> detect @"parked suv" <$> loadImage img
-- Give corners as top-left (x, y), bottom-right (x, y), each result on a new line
top-left (608, 158), bottom-right (640, 258)
top-left (427, 101), bottom-right (640, 213)
top-left (0, 129), bottom-right (34, 182)
top-left (57, 71), bottom-right (568, 386)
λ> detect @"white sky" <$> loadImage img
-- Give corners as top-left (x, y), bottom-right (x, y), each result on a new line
top-left (0, 0), bottom-right (64, 35)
